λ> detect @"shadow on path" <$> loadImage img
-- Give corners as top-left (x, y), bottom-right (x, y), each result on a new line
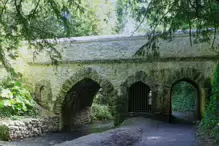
top-left (54, 117), bottom-right (197, 146)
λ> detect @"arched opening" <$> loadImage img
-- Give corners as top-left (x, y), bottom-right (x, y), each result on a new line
top-left (62, 78), bottom-right (101, 130)
top-left (128, 81), bottom-right (152, 113)
top-left (170, 80), bottom-right (201, 123)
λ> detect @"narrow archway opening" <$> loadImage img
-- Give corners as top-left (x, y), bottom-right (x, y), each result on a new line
top-left (128, 81), bottom-right (152, 113)
top-left (62, 78), bottom-right (101, 130)
top-left (170, 80), bottom-right (200, 123)
top-left (62, 78), bottom-right (113, 131)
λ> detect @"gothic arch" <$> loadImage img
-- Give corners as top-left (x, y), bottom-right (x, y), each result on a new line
top-left (166, 68), bottom-right (209, 88)
top-left (53, 67), bottom-right (116, 114)
top-left (117, 71), bottom-right (159, 116)
top-left (120, 71), bottom-right (159, 94)
top-left (164, 67), bottom-right (211, 120)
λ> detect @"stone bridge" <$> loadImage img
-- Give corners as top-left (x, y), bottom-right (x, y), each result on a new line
top-left (14, 34), bottom-right (218, 128)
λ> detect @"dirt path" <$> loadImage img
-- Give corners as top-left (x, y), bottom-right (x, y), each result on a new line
top-left (0, 116), bottom-right (198, 146)
top-left (137, 122), bottom-right (196, 146)
top-left (55, 117), bottom-right (197, 146)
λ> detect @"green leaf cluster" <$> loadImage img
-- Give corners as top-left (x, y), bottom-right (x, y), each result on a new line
top-left (0, 77), bottom-right (38, 118)
top-left (118, 0), bottom-right (219, 56)
top-left (200, 64), bottom-right (219, 143)
top-left (91, 103), bottom-right (113, 121)
top-left (172, 81), bottom-right (196, 112)
top-left (0, 0), bottom-right (116, 72)
top-left (0, 125), bottom-right (9, 141)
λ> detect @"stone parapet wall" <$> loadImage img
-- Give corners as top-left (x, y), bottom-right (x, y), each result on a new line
top-left (18, 34), bottom-right (219, 64)
top-left (40, 116), bottom-right (59, 133)
top-left (0, 116), bottom-right (59, 141)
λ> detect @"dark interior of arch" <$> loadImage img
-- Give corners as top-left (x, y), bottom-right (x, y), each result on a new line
top-left (170, 80), bottom-right (200, 123)
top-left (128, 81), bottom-right (151, 113)
top-left (62, 78), bottom-right (100, 130)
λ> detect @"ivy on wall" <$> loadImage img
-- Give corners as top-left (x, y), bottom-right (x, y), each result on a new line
top-left (200, 65), bottom-right (219, 143)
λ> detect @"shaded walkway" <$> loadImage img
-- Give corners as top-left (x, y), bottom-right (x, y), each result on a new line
top-left (171, 111), bottom-right (197, 124)
top-left (137, 122), bottom-right (196, 146)
top-left (55, 117), bottom-right (197, 146)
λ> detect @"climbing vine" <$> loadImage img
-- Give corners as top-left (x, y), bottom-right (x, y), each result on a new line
top-left (200, 64), bottom-right (219, 143)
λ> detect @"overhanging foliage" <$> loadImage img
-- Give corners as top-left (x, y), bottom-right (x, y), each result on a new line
top-left (116, 0), bottom-right (219, 57)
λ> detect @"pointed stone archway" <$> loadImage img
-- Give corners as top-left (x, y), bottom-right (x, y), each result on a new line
top-left (53, 67), bottom-right (116, 129)
top-left (116, 71), bottom-right (159, 121)
top-left (163, 68), bottom-right (211, 121)
top-left (128, 81), bottom-right (151, 113)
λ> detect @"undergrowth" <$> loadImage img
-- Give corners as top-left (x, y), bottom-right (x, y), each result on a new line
top-left (199, 65), bottom-right (219, 144)
top-left (91, 103), bottom-right (113, 121)
top-left (0, 77), bottom-right (38, 118)
top-left (172, 81), bottom-right (196, 112)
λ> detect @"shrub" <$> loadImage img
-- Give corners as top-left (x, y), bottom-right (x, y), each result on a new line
top-left (200, 65), bottom-right (219, 143)
top-left (172, 81), bottom-right (196, 112)
top-left (0, 77), bottom-right (38, 118)
top-left (93, 92), bottom-right (108, 105)
top-left (0, 125), bottom-right (10, 141)
top-left (91, 103), bottom-right (113, 121)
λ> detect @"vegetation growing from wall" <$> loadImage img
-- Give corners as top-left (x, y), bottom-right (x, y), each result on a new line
top-left (199, 65), bottom-right (219, 144)
top-left (0, 77), bottom-right (38, 118)
top-left (171, 81), bottom-right (196, 112)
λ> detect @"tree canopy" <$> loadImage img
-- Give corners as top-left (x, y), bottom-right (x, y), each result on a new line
top-left (116, 0), bottom-right (219, 56)
top-left (1, 0), bottom-right (219, 72)
top-left (0, 0), bottom-right (116, 73)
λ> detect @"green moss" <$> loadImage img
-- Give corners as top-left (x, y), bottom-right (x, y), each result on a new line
top-left (0, 125), bottom-right (10, 141)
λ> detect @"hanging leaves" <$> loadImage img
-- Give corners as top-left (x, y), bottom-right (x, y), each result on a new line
top-left (118, 0), bottom-right (219, 57)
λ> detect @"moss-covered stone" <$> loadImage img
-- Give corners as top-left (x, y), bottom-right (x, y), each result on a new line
top-left (0, 125), bottom-right (10, 141)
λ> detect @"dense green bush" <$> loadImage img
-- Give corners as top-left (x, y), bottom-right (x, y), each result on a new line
top-left (171, 81), bottom-right (196, 112)
top-left (0, 77), bottom-right (38, 118)
top-left (91, 103), bottom-right (113, 121)
top-left (200, 65), bottom-right (219, 143)
top-left (0, 125), bottom-right (10, 141)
